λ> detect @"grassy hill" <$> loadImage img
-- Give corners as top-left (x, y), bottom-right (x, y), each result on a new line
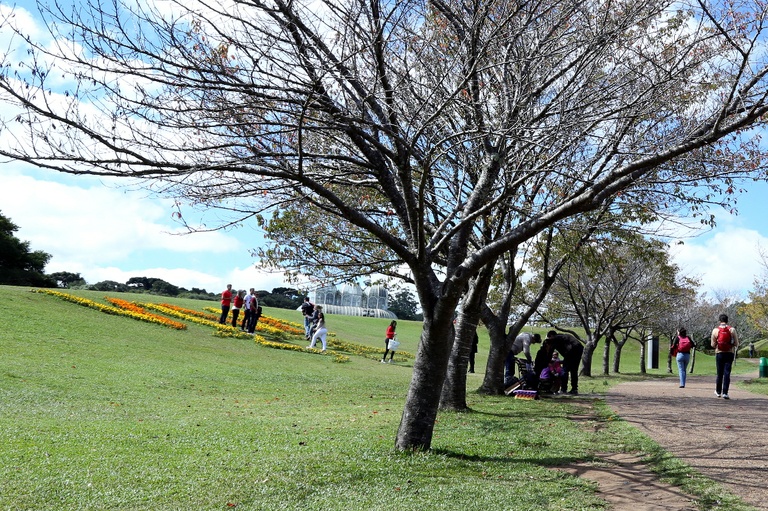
top-left (0, 285), bottom-right (760, 510)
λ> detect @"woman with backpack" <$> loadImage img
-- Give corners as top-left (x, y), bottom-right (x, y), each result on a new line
top-left (671, 328), bottom-right (695, 388)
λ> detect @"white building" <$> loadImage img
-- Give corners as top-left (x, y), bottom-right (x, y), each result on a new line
top-left (306, 282), bottom-right (396, 319)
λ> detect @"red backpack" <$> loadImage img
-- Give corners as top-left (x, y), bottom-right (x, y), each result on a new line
top-left (716, 326), bottom-right (733, 351)
top-left (677, 336), bottom-right (693, 353)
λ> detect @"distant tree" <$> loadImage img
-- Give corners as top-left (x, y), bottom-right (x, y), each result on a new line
top-left (89, 280), bottom-right (129, 292)
top-left (0, 211), bottom-right (55, 287)
top-left (150, 279), bottom-right (180, 296)
top-left (126, 277), bottom-right (153, 290)
top-left (48, 271), bottom-right (85, 288)
top-left (388, 289), bottom-right (419, 321)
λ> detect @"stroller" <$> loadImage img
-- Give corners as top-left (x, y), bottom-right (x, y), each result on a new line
top-left (504, 358), bottom-right (538, 395)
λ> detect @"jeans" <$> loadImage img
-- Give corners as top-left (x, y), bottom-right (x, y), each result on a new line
top-left (219, 305), bottom-right (230, 324)
top-left (304, 316), bottom-right (312, 337)
top-left (676, 352), bottom-right (691, 386)
top-left (715, 351), bottom-right (735, 395)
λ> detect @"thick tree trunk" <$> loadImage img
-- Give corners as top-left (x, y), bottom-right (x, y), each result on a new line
top-left (440, 312), bottom-right (478, 410)
top-left (639, 342), bottom-right (646, 374)
top-left (581, 337), bottom-right (599, 377)
top-left (612, 342), bottom-right (624, 373)
top-left (478, 316), bottom-right (508, 394)
top-left (395, 307), bottom-right (457, 451)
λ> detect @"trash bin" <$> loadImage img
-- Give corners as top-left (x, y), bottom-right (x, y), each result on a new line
top-left (760, 357), bottom-right (768, 378)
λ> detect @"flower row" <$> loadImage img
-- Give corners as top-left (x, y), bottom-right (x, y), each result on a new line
top-left (33, 290), bottom-right (187, 330)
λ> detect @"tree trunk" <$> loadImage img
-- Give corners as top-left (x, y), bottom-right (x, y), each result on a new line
top-left (581, 337), bottom-right (599, 377)
top-left (602, 337), bottom-right (610, 375)
top-left (478, 316), bottom-right (508, 394)
top-left (440, 312), bottom-right (478, 410)
top-left (395, 304), bottom-right (458, 451)
top-left (442, 268), bottom-right (495, 403)
top-left (639, 342), bottom-right (646, 374)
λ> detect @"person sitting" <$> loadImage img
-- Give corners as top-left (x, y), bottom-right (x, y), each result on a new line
top-left (539, 352), bottom-right (566, 394)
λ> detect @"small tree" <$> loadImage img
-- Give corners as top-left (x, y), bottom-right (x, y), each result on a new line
top-left (388, 289), bottom-right (419, 321)
top-left (0, 211), bottom-right (55, 287)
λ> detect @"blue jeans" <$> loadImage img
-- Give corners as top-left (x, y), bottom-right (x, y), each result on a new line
top-left (715, 352), bottom-right (735, 395)
top-left (676, 352), bottom-right (691, 386)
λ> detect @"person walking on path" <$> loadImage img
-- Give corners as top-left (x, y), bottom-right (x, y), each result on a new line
top-left (546, 331), bottom-right (584, 395)
top-left (711, 313), bottom-right (739, 399)
top-left (381, 320), bottom-right (397, 363)
top-left (219, 284), bottom-right (233, 324)
top-left (671, 327), bottom-right (694, 388)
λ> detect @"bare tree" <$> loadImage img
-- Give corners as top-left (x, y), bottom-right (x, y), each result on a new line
top-left (539, 233), bottom-right (693, 376)
top-left (3, 0), bottom-right (768, 450)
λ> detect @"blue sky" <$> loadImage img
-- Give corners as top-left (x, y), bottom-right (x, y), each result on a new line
top-left (1, 1), bottom-right (767, 298)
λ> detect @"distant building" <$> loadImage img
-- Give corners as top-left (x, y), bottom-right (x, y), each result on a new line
top-left (304, 283), bottom-right (396, 319)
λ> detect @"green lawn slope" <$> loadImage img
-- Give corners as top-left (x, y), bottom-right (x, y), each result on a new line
top-left (0, 286), bottom-right (760, 510)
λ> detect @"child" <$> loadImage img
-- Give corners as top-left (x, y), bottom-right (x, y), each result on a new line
top-left (540, 352), bottom-right (566, 394)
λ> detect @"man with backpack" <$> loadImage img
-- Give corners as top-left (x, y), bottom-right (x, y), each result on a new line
top-left (710, 314), bottom-right (739, 400)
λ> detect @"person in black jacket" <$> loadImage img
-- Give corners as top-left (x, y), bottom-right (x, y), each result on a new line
top-left (545, 331), bottom-right (584, 395)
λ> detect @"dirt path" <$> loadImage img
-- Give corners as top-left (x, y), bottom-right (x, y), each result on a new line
top-left (558, 369), bottom-right (768, 510)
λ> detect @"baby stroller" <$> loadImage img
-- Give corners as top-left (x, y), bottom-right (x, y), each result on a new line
top-left (504, 358), bottom-right (538, 395)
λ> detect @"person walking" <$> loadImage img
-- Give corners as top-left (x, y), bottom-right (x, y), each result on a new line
top-left (711, 314), bottom-right (738, 399)
top-left (546, 331), bottom-right (584, 395)
top-left (300, 297), bottom-right (314, 340)
top-left (219, 284), bottom-right (233, 324)
top-left (308, 306), bottom-right (327, 351)
top-left (381, 320), bottom-right (398, 363)
top-left (749, 341), bottom-right (756, 358)
top-left (671, 328), bottom-right (694, 388)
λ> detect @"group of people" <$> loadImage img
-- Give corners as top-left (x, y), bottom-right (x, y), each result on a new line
top-left (219, 284), bottom-right (262, 334)
top-left (670, 313), bottom-right (740, 399)
top-left (503, 331), bottom-right (583, 395)
top-left (301, 297), bottom-right (328, 351)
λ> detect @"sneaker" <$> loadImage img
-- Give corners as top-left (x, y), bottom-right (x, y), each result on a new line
top-left (679, 385), bottom-right (685, 388)
top-left (306, 345), bottom-right (313, 349)
top-left (381, 360), bottom-right (386, 363)
top-left (567, 389), bottom-right (578, 395)
top-left (387, 359), bottom-right (392, 364)
top-left (722, 394), bottom-right (730, 400)
top-left (714, 391), bottom-right (721, 398)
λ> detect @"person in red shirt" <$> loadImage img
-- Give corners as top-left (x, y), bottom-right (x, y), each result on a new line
top-left (381, 320), bottom-right (398, 363)
top-left (231, 290), bottom-right (245, 328)
top-left (219, 284), bottom-right (233, 324)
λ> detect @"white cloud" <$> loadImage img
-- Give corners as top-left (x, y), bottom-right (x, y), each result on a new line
top-left (0, 168), bottom-right (294, 291)
top-left (669, 226), bottom-right (767, 299)
top-left (2, 172), bottom-right (237, 263)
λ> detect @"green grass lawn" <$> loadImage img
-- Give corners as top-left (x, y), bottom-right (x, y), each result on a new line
top-left (0, 286), bottom-right (762, 510)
